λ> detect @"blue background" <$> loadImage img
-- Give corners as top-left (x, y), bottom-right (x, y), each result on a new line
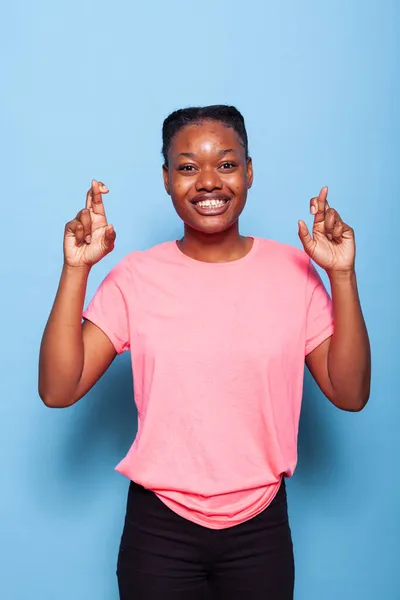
top-left (1, 1), bottom-right (399, 598)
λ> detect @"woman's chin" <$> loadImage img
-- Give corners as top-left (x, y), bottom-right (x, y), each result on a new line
top-left (186, 216), bottom-right (236, 235)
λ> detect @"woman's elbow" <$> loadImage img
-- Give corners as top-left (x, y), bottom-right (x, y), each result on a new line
top-left (333, 388), bottom-right (370, 412)
top-left (38, 386), bottom-right (76, 409)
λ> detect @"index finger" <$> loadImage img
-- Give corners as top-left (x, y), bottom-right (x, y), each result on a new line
top-left (88, 179), bottom-right (108, 216)
top-left (313, 186), bottom-right (328, 225)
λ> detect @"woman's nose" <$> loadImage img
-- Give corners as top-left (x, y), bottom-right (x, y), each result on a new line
top-left (195, 168), bottom-right (223, 191)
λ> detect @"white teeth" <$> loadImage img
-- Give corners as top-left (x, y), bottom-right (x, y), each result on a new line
top-left (196, 199), bottom-right (227, 208)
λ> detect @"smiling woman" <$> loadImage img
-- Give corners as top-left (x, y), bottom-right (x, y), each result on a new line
top-left (162, 106), bottom-right (254, 260)
top-left (38, 105), bottom-right (371, 600)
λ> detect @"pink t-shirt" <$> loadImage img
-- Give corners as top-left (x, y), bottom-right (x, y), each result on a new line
top-left (83, 238), bottom-right (333, 529)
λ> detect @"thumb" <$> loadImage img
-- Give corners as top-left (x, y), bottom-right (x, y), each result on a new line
top-left (104, 224), bottom-right (116, 250)
top-left (298, 220), bottom-right (314, 254)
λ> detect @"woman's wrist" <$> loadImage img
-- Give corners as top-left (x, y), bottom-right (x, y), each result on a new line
top-left (62, 262), bottom-right (92, 279)
top-left (327, 268), bottom-right (356, 286)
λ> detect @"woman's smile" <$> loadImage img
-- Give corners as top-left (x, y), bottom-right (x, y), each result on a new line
top-left (190, 192), bottom-right (232, 216)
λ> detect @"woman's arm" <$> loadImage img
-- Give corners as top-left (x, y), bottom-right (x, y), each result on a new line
top-left (298, 186), bottom-right (371, 412)
top-left (39, 265), bottom-right (116, 408)
top-left (306, 270), bottom-right (371, 411)
top-left (39, 180), bottom-right (117, 408)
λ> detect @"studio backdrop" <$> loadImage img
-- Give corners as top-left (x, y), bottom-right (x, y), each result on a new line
top-left (1, 1), bottom-right (399, 599)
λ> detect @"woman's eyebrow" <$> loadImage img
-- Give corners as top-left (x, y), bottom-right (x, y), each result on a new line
top-left (176, 149), bottom-right (237, 159)
top-left (177, 152), bottom-right (196, 159)
top-left (219, 149), bottom-right (236, 156)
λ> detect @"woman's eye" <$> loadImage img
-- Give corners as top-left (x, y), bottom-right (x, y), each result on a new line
top-left (220, 162), bottom-right (236, 170)
top-left (179, 165), bottom-right (196, 172)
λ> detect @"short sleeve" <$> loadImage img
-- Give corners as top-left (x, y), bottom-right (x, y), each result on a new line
top-left (305, 260), bottom-right (334, 356)
top-left (83, 257), bottom-right (131, 354)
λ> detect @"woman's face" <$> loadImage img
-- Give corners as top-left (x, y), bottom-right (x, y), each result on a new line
top-left (163, 120), bottom-right (253, 235)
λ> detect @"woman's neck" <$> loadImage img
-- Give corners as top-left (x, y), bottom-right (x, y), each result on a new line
top-left (178, 224), bottom-right (253, 263)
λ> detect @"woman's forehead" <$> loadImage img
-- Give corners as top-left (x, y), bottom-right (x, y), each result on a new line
top-left (171, 122), bottom-right (243, 155)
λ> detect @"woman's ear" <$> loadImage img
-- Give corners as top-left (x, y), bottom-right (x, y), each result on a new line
top-left (246, 157), bottom-right (254, 189)
top-left (162, 164), bottom-right (170, 195)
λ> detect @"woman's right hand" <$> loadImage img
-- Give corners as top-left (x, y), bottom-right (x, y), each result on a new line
top-left (64, 179), bottom-right (116, 269)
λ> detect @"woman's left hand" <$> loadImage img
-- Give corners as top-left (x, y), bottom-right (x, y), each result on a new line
top-left (298, 186), bottom-right (355, 273)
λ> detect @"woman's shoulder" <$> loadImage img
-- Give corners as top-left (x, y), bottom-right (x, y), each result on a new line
top-left (112, 241), bottom-right (177, 272)
top-left (255, 237), bottom-right (309, 265)
top-left (253, 237), bottom-right (313, 284)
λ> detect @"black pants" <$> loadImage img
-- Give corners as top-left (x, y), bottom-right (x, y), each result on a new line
top-left (117, 480), bottom-right (294, 599)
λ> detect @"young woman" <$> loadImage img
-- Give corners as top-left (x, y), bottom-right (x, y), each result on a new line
top-left (39, 105), bottom-right (371, 599)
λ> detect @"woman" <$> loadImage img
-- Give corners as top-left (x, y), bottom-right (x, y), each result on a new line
top-left (39, 105), bottom-right (371, 599)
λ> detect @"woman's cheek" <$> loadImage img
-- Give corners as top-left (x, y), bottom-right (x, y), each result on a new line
top-left (225, 173), bottom-right (245, 192)
top-left (174, 178), bottom-right (191, 194)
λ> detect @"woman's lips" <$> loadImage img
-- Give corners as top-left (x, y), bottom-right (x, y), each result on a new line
top-left (191, 198), bottom-right (232, 216)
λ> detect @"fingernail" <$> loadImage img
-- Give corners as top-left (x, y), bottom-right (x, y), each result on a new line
top-left (85, 235), bottom-right (91, 244)
top-left (327, 233), bottom-right (333, 241)
top-left (102, 185), bottom-right (109, 192)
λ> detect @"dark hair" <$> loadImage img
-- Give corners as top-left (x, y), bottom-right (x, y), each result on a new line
top-left (162, 105), bottom-right (249, 165)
